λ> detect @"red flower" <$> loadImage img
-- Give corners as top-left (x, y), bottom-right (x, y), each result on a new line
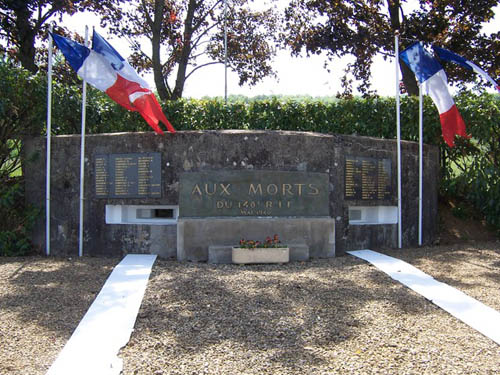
top-left (238, 235), bottom-right (283, 248)
top-left (169, 10), bottom-right (177, 23)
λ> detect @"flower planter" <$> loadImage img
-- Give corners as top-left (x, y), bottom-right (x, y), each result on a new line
top-left (232, 247), bottom-right (290, 264)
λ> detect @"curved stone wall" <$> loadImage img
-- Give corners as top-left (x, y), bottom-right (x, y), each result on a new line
top-left (24, 130), bottom-right (439, 258)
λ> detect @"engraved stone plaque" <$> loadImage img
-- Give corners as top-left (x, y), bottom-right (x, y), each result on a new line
top-left (344, 156), bottom-right (392, 200)
top-left (179, 170), bottom-right (330, 217)
top-left (94, 153), bottom-right (161, 198)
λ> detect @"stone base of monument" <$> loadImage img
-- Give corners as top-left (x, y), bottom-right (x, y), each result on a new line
top-left (208, 244), bottom-right (310, 264)
top-left (178, 217), bottom-right (335, 262)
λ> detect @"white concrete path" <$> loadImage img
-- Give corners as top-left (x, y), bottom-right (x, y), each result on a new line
top-left (46, 254), bottom-right (157, 375)
top-left (348, 249), bottom-right (500, 346)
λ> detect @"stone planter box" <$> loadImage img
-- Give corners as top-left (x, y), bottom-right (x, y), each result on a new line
top-left (232, 247), bottom-right (290, 264)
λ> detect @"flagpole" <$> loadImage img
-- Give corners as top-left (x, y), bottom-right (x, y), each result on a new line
top-left (224, 0), bottom-right (228, 104)
top-left (395, 31), bottom-right (402, 249)
top-left (418, 82), bottom-right (423, 246)
top-left (46, 25), bottom-right (53, 256)
top-left (78, 26), bottom-right (89, 257)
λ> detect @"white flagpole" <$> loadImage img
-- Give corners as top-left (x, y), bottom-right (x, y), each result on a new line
top-left (395, 31), bottom-right (402, 249)
top-left (418, 82), bottom-right (423, 246)
top-left (46, 25), bottom-right (53, 256)
top-left (78, 26), bottom-right (89, 257)
top-left (224, 0), bottom-right (228, 103)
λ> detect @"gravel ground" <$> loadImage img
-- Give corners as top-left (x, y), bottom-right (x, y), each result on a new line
top-left (1, 241), bottom-right (499, 375)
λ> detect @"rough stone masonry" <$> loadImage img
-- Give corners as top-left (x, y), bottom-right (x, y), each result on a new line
top-left (23, 130), bottom-right (439, 258)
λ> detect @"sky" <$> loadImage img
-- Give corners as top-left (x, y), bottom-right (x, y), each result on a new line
top-left (61, 1), bottom-right (499, 99)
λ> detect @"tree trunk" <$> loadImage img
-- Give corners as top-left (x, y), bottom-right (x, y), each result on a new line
top-left (386, 0), bottom-right (418, 96)
top-left (14, 6), bottom-right (38, 73)
top-left (386, 0), bottom-right (400, 30)
top-left (171, 0), bottom-right (197, 101)
top-left (151, 0), bottom-right (170, 101)
top-left (400, 59), bottom-right (419, 95)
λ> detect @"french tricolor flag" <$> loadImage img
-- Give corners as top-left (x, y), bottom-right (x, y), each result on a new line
top-left (432, 46), bottom-right (500, 93)
top-left (51, 31), bottom-right (175, 135)
top-left (400, 42), bottom-right (468, 147)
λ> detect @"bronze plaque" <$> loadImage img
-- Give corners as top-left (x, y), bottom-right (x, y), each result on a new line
top-left (95, 153), bottom-right (161, 198)
top-left (179, 170), bottom-right (330, 217)
top-left (344, 156), bottom-right (392, 200)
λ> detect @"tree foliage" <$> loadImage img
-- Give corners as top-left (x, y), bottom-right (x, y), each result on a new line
top-left (0, 55), bottom-right (44, 255)
top-left (282, 0), bottom-right (500, 96)
top-left (441, 93), bottom-right (500, 230)
top-left (0, 0), bottom-right (80, 72)
top-left (97, 0), bottom-right (279, 100)
top-left (0, 55), bottom-right (46, 178)
top-left (0, 0), bottom-right (130, 75)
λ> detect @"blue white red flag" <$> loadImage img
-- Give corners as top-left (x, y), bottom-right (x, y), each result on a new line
top-left (432, 46), bottom-right (500, 93)
top-left (51, 31), bottom-right (175, 134)
top-left (400, 42), bottom-right (468, 147)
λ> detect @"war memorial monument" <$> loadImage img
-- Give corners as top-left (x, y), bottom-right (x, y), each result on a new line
top-left (24, 130), bottom-right (439, 260)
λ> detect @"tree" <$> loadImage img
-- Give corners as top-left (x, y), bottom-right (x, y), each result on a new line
top-left (0, 0), bottom-right (125, 73)
top-left (283, 0), bottom-right (500, 96)
top-left (0, 0), bottom-right (78, 72)
top-left (98, 0), bottom-right (279, 100)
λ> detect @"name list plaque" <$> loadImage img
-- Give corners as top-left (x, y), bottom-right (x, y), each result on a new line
top-left (344, 156), bottom-right (392, 200)
top-left (95, 153), bottom-right (161, 198)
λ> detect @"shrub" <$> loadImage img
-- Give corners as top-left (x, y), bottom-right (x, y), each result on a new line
top-left (0, 181), bottom-right (40, 256)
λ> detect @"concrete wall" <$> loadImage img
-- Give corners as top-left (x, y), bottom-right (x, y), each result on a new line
top-left (24, 130), bottom-right (439, 258)
top-left (178, 217), bottom-right (335, 262)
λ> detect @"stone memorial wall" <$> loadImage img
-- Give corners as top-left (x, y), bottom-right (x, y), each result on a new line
top-left (23, 130), bottom-right (439, 259)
